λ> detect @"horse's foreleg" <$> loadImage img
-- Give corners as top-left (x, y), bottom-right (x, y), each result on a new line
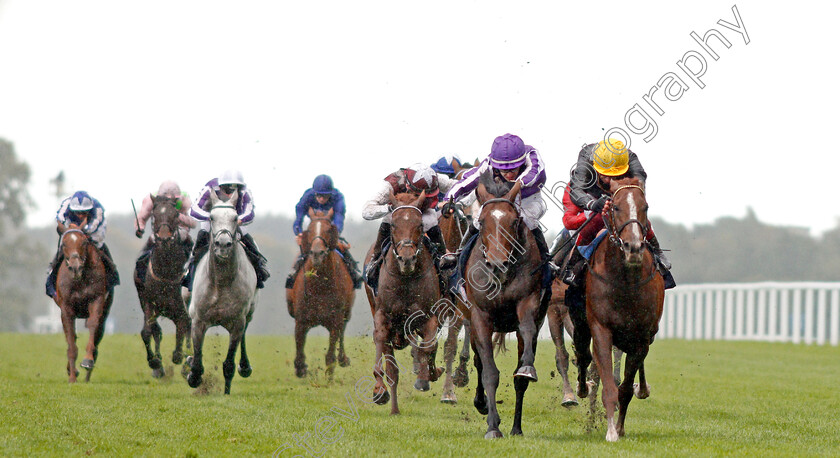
top-left (568, 303), bottom-right (592, 399)
top-left (510, 334), bottom-right (530, 436)
top-left (453, 320), bottom-right (470, 387)
top-left (82, 296), bottom-right (107, 381)
top-left (293, 320), bottom-right (309, 378)
top-left (150, 319), bottom-right (164, 376)
top-left (238, 321), bottom-right (252, 378)
top-left (613, 347), bottom-right (624, 386)
top-left (325, 324), bottom-right (339, 379)
top-left (383, 344), bottom-right (400, 415)
top-left (415, 315), bottom-right (442, 392)
top-left (617, 347), bottom-right (648, 438)
top-left (140, 307), bottom-right (158, 372)
top-left (187, 319), bottom-right (208, 389)
top-left (172, 308), bottom-right (190, 365)
top-left (634, 361), bottom-right (650, 399)
top-left (471, 313), bottom-right (502, 439)
top-left (590, 322), bottom-right (619, 442)
top-left (337, 320), bottom-right (351, 367)
top-left (59, 307), bottom-right (79, 383)
top-left (371, 309), bottom-right (390, 406)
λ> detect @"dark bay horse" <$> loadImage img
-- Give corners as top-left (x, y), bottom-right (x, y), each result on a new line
top-left (461, 176), bottom-right (547, 438)
top-left (54, 224), bottom-right (114, 383)
top-left (286, 208), bottom-right (355, 378)
top-left (363, 191), bottom-right (443, 415)
top-left (186, 190), bottom-right (257, 395)
top-left (134, 195), bottom-right (192, 378)
top-left (572, 177), bottom-right (665, 441)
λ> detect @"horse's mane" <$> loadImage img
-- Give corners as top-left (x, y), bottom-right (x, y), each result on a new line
top-left (479, 170), bottom-right (514, 198)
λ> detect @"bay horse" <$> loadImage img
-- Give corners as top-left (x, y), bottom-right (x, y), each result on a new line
top-left (53, 223), bottom-right (114, 383)
top-left (363, 191), bottom-right (444, 415)
top-left (186, 189), bottom-right (257, 395)
top-left (135, 195), bottom-right (192, 378)
top-left (286, 208), bottom-right (355, 378)
top-left (461, 174), bottom-right (547, 439)
top-left (571, 176), bottom-right (665, 441)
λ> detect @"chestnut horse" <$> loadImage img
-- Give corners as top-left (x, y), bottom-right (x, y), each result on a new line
top-left (461, 174), bottom-right (546, 439)
top-left (186, 190), bottom-right (257, 395)
top-left (135, 195), bottom-right (192, 378)
top-left (286, 208), bottom-right (355, 378)
top-left (54, 224), bottom-right (115, 382)
top-left (363, 191), bottom-right (443, 415)
top-left (572, 177), bottom-right (665, 441)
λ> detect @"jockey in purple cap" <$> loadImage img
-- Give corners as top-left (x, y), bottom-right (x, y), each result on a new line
top-left (46, 190), bottom-right (120, 297)
top-left (285, 174), bottom-right (363, 289)
top-left (182, 169), bottom-right (270, 290)
top-left (440, 133), bottom-right (550, 269)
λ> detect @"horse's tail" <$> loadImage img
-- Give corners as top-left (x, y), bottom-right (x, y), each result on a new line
top-left (492, 332), bottom-right (508, 355)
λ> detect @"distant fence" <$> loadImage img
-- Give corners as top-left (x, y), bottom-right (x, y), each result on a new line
top-left (660, 282), bottom-right (840, 346)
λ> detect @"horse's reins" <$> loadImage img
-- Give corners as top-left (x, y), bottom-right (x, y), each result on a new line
top-left (589, 184), bottom-right (657, 287)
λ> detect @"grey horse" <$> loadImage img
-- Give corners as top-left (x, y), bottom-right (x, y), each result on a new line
top-left (186, 189), bottom-right (257, 395)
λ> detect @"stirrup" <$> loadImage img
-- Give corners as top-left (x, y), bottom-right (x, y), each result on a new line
top-left (439, 252), bottom-right (458, 270)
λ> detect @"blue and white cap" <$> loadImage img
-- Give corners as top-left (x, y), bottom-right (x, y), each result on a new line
top-left (68, 191), bottom-right (94, 211)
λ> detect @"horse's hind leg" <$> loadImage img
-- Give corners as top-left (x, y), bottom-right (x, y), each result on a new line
top-left (568, 302), bottom-right (592, 399)
top-left (238, 322), bottom-right (252, 378)
top-left (634, 361), bottom-right (650, 399)
top-left (222, 325), bottom-right (244, 395)
top-left (337, 320), bottom-right (350, 367)
top-left (510, 333), bottom-right (533, 436)
top-left (440, 323), bottom-right (458, 404)
top-left (60, 309), bottom-right (79, 383)
top-left (613, 347), bottom-right (623, 386)
top-left (617, 347), bottom-right (647, 438)
top-left (141, 308), bottom-right (161, 376)
top-left (82, 297), bottom-right (108, 381)
top-left (549, 308), bottom-right (577, 407)
top-left (172, 309), bottom-right (190, 365)
top-left (150, 319), bottom-right (165, 378)
top-left (453, 320), bottom-right (470, 388)
top-left (471, 313), bottom-right (502, 439)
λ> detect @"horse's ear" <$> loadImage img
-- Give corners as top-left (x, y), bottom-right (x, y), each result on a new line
top-left (209, 189), bottom-right (220, 206)
top-left (326, 208), bottom-right (334, 220)
top-left (307, 207), bottom-right (316, 218)
top-left (476, 182), bottom-right (491, 205)
top-left (412, 190), bottom-right (426, 210)
top-left (608, 178), bottom-right (622, 194)
top-left (388, 187), bottom-right (398, 208)
top-left (504, 180), bottom-right (522, 202)
top-left (228, 189), bottom-right (239, 206)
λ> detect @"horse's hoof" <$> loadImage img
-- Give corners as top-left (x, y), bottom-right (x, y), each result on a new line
top-left (187, 372), bottom-right (202, 388)
top-left (514, 365), bottom-right (538, 381)
top-left (414, 379), bottom-right (430, 392)
top-left (81, 359), bottom-right (94, 370)
top-left (474, 396), bottom-right (489, 415)
top-left (634, 382), bottom-right (651, 399)
top-left (561, 394), bottom-right (579, 407)
top-left (484, 430), bottom-right (503, 439)
top-left (577, 382), bottom-right (589, 399)
top-left (152, 367), bottom-right (166, 379)
top-left (149, 358), bottom-right (163, 370)
top-left (510, 427), bottom-right (523, 436)
top-left (430, 366), bottom-right (444, 382)
top-left (172, 352), bottom-right (183, 365)
top-left (338, 356), bottom-right (351, 367)
top-left (239, 365), bottom-right (252, 378)
top-left (440, 394), bottom-right (457, 405)
top-left (453, 368), bottom-right (469, 388)
top-left (295, 367), bottom-right (307, 378)
top-left (373, 389), bottom-right (390, 405)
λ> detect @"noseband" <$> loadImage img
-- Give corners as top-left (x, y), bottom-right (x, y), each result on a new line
top-left (211, 205), bottom-right (239, 241)
top-left (391, 205), bottom-right (423, 259)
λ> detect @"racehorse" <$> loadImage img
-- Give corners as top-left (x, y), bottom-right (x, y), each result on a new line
top-left (460, 173), bottom-right (547, 438)
top-left (186, 189), bottom-right (257, 395)
top-left (134, 195), bottom-right (192, 378)
top-left (53, 223), bottom-right (115, 383)
top-left (286, 208), bottom-right (355, 378)
top-left (571, 176), bottom-right (665, 441)
top-left (363, 191), bottom-right (444, 415)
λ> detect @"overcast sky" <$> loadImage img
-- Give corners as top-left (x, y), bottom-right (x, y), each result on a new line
top-left (1, 1), bottom-right (837, 236)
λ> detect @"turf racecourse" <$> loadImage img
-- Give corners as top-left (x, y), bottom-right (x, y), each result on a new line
top-left (1, 333), bottom-right (837, 457)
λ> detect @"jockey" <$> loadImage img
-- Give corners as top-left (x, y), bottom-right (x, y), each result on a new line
top-left (430, 154), bottom-right (462, 179)
top-left (440, 133), bottom-right (550, 269)
top-left (285, 174), bottom-right (364, 289)
top-left (46, 191), bottom-right (120, 297)
top-left (562, 139), bottom-right (674, 290)
top-left (183, 169), bottom-right (270, 290)
top-left (133, 180), bottom-right (196, 288)
top-left (362, 163), bottom-right (449, 289)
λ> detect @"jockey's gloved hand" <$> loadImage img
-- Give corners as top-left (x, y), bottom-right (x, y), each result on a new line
top-left (588, 195), bottom-right (609, 213)
top-left (441, 201), bottom-right (457, 215)
top-left (135, 229), bottom-right (143, 239)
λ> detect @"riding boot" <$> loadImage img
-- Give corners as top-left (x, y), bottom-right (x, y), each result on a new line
top-left (364, 222), bottom-right (391, 288)
top-left (440, 223), bottom-right (479, 270)
top-left (531, 228), bottom-right (556, 287)
top-left (45, 250), bottom-right (61, 298)
top-left (646, 234), bottom-right (672, 271)
top-left (240, 233), bottom-right (270, 289)
top-left (285, 253), bottom-right (306, 289)
top-left (183, 230), bottom-right (210, 291)
top-left (562, 247), bottom-right (586, 288)
top-left (340, 248), bottom-right (363, 289)
top-left (99, 243), bottom-right (120, 288)
top-left (549, 229), bottom-right (572, 263)
top-left (134, 238), bottom-right (154, 286)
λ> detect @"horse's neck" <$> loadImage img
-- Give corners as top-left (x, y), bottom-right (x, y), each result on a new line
top-left (598, 238), bottom-right (650, 280)
top-left (208, 247), bottom-right (241, 286)
top-left (304, 251), bottom-right (340, 280)
top-left (384, 246), bottom-right (431, 279)
top-left (150, 241), bottom-right (186, 279)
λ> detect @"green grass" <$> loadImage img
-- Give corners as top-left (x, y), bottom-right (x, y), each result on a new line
top-left (1, 332), bottom-right (838, 457)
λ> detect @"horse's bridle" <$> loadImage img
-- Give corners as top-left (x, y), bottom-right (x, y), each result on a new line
top-left (390, 205), bottom-right (424, 260)
top-left (478, 197), bottom-right (524, 264)
top-left (604, 185), bottom-right (647, 252)
top-left (61, 228), bottom-right (89, 266)
top-left (152, 201), bottom-right (181, 243)
top-left (211, 205), bottom-right (239, 242)
top-left (305, 218), bottom-right (335, 256)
